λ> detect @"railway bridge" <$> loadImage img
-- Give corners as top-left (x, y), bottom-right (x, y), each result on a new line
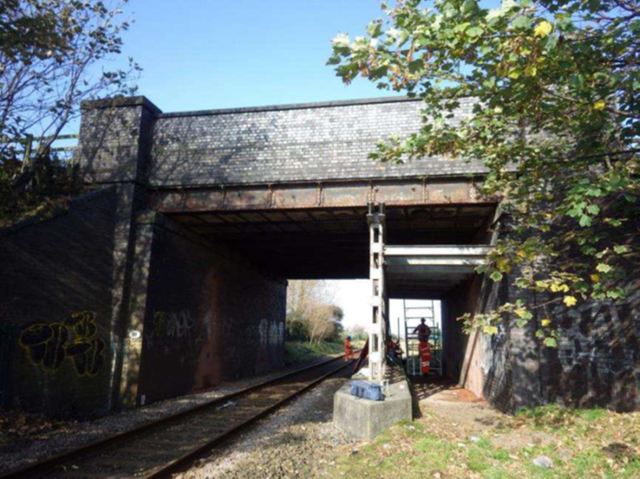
top-left (1, 95), bottom-right (637, 418)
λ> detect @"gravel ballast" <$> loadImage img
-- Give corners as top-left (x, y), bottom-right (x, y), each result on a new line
top-left (0, 357), bottom-right (342, 474)
top-left (178, 368), bottom-right (356, 479)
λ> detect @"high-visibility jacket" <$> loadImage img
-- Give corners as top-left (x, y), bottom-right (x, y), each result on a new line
top-left (344, 340), bottom-right (354, 360)
top-left (419, 340), bottom-right (431, 374)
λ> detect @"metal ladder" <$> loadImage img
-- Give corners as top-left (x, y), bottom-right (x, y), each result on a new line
top-left (403, 300), bottom-right (442, 376)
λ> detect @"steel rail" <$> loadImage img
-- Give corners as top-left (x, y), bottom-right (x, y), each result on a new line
top-left (1, 354), bottom-right (352, 478)
top-left (146, 359), bottom-right (350, 478)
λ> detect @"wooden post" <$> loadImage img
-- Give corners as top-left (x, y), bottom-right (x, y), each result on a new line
top-left (21, 134), bottom-right (34, 172)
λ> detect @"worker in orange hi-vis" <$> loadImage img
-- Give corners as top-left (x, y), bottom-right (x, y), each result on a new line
top-left (344, 335), bottom-right (354, 362)
top-left (387, 337), bottom-right (403, 360)
top-left (413, 318), bottom-right (432, 374)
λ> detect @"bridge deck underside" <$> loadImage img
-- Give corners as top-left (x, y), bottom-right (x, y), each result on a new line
top-left (168, 203), bottom-right (495, 283)
top-left (384, 246), bottom-right (490, 298)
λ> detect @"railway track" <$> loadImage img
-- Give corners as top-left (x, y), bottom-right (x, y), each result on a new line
top-left (2, 355), bottom-right (353, 478)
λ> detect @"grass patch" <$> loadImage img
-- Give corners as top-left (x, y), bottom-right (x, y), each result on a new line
top-left (283, 339), bottom-right (344, 365)
top-left (412, 433), bottom-right (455, 471)
top-left (516, 404), bottom-right (579, 429)
top-left (576, 408), bottom-right (608, 422)
top-left (466, 438), bottom-right (512, 473)
top-left (332, 404), bottom-right (640, 479)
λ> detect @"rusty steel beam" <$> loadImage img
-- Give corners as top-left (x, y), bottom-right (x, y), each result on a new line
top-left (149, 177), bottom-right (493, 213)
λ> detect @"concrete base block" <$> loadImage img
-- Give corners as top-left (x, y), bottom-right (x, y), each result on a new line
top-left (333, 378), bottom-right (412, 441)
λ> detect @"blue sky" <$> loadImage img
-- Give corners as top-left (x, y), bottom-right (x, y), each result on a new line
top-left (118, 0), bottom-right (401, 113)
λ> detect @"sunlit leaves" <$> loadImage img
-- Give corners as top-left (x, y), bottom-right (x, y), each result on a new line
top-left (614, 245), bottom-right (630, 254)
top-left (534, 21), bottom-right (552, 38)
top-left (367, 21), bottom-right (383, 38)
top-left (331, 33), bottom-right (351, 54)
top-left (330, 0), bottom-right (639, 346)
top-left (483, 325), bottom-right (498, 334)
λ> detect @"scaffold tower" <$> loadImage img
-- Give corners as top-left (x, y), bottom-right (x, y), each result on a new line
top-left (403, 300), bottom-right (442, 376)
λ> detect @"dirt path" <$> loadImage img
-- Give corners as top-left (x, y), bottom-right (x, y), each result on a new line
top-left (418, 386), bottom-right (554, 451)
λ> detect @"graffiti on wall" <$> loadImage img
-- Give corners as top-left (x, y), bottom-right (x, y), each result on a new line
top-left (19, 311), bottom-right (107, 377)
top-left (152, 310), bottom-right (196, 339)
top-left (556, 302), bottom-right (637, 377)
top-left (258, 319), bottom-right (284, 347)
top-left (146, 309), bottom-right (212, 353)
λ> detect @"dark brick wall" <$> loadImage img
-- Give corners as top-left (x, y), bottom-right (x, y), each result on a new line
top-left (78, 96), bottom-right (160, 184)
top-left (149, 97), bottom-right (487, 187)
top-left (442, 283), bottom-right (473, 380)
top-left (137, 214), bottom-right (286, 405)
top-left (476, 226), bottom-right (639, 413)
top-left (478, 278), bottom-right (516, 413)
top-left (76, 95), bottom-right (490, 190)
top-left (0, 188), bottom-right (119, 418)
top-left (542, 270), bottom-right (639, 411)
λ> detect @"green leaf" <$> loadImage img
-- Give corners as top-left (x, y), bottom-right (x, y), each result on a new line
top-left (586, 204), bottom-right (600, 215)
top-left (579, 215), bottom-right (592, 227)
top-left (543, 338), bottom-right (557, 347)
top-left (466, 26), bottom-right (484, 38)
top-left (613, 245), bottom-right (629, 254)
top-left (398, 29), bottom-right (410, 47)
top-left (367, 21), bottom-right (382, 38)
top-left (596, 263), bottom-right (612, 273)
top-left (490, 271), bottom-right (503, 282)
top-left (486, 8), bottom-right (506, 22)
top-left (512, 16), bottom-right (532, 29)
top-left (331, 33), bottom-right (351, 53)
top-left (462, 0), bottom-right (476, 14)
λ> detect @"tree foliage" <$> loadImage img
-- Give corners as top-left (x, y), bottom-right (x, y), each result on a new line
top-left (286, 281), bottom-right (345, 344)
top-left (0, 0), bottom-right (139, 226)
top-left (329, 0), bottom-right (639, 340)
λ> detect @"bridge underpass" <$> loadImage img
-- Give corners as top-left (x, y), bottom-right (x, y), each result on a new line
top-left (10, 94), bottom-right (617, 420)
top-left (156, 194), bottom-right (496, 387)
